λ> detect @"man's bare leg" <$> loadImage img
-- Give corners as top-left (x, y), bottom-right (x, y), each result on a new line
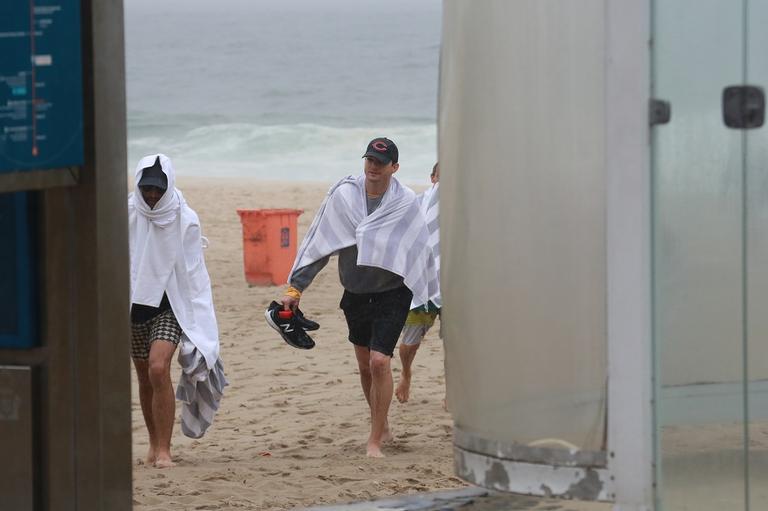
top-left (147, 339), bottom-right (177, 468)
top-left (133, 358), bottom-right (157, 465)
top-left (354, 345), bottom-right (373, 406)
top-left (395, 342), bottom-right (421, 403)
top-left (367, 350), bottom-right (394, 457)
top-left (354, 346), bottom-right (392, 456)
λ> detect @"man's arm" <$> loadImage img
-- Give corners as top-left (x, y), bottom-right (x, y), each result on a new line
top-left (281, 255), bottom-right (330, 310)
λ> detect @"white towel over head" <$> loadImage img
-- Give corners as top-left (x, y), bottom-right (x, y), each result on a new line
top-left (129, 154), bottom-right (227, 438)
top-left (128, 153), bottom-right (220, 368)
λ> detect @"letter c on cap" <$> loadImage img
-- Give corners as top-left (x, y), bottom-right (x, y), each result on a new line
top-left (372, 141), bottom-right (388, 152)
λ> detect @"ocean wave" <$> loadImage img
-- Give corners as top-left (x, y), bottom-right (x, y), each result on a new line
top-left (128, 122), bottom-right (437, 183)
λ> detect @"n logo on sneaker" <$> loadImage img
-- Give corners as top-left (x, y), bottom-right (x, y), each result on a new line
top-left (280, 323), bottom-right (294, 333)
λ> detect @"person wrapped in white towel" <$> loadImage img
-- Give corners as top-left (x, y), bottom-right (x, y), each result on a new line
top-left (266, 138), bottom-right (438, 458)
top-left (129, 154), bottom-right (224, 468)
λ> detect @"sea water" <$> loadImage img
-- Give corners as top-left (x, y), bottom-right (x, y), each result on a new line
top-left (125, 0), bottom-right (441, 184)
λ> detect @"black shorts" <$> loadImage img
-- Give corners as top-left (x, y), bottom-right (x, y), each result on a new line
top-left (339, 286), bottom-right (413, 357)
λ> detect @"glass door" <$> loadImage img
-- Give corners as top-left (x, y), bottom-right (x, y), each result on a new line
top-left (651, 0), bottom-right (753, 509)
top-left (746, 1), bottom-right (768, 508)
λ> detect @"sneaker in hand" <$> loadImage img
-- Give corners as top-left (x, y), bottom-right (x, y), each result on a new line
top-left (265, 301), bottom-right (315, 349)
top-left (294, 307), bottom-right (320, 331)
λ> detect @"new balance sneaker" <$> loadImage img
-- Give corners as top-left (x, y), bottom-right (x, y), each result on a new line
top-left (265, 301), bottom-right (315, 349)
top-left (294, 308), bottom-right (320, 331)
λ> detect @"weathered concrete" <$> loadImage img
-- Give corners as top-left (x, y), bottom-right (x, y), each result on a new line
top-left (300, 487), bottom-right (611, 511)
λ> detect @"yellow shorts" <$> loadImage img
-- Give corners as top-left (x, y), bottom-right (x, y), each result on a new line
top-left (400, 309), bottom-right (439, 346)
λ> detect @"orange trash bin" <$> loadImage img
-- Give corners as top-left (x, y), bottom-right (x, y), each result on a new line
top-left (236, 209), bottom-right (303, 286)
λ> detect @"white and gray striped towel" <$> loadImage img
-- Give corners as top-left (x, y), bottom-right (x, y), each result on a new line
top-left (417, 182), bottom-right (441, 308)
top-left (175, 339), bottom-right (229, 439)
top-left (290, 174), bottom-right (439, 307)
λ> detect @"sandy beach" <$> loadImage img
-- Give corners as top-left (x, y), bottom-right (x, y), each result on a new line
top-left (131, 177), bottom-right (466, 510)
top-left (129, 177), bottom-right (621, 511)
top-left (127, 176), bottom-right (768, 511)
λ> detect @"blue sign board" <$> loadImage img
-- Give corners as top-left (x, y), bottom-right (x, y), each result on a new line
top-left (0, 193), bottom-right (37, 348)
top-left (0, 0), bottom-right (84, 173)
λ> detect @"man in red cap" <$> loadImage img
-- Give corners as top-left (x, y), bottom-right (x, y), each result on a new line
top-left (266, 138), bottom-right (438, 457)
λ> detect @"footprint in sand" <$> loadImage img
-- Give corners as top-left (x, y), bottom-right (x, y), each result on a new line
top-left (318, 474), bottom-right (365, 484)
top-left (201, 474), bottom-right (230, 482)
top-left (389, 441), bottom-right (413, 453)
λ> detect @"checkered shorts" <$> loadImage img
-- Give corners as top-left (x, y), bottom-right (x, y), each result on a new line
top-left (130, 309), bottom-right (183, 360)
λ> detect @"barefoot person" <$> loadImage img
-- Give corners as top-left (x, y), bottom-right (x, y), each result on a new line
top-left (129, 154), bottom-right (223, 468)
top-left (267, 138), bottom-right (438, 457)
top-left (396, 163), bottom-right (441, 403)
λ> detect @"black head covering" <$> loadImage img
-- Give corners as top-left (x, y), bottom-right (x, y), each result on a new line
top-left (137, 156), bottom-right (168, 190)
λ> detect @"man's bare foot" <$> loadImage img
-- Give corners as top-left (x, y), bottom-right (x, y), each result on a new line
top-left (366, 441), bottom-right (386, 458)
top-left (154, 455), bottom-right (176, 468)
top-left (145, 447), bottom-right (156, 466)
top-left (395, 376), bottom-right (411, 403)
top-left (382, 425), bottom-right (393, 443)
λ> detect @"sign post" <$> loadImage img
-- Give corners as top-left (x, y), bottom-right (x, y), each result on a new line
top-left (0, 0), bottom-right (84, 191)
top-left (0, 0), bottom-right (131, 508)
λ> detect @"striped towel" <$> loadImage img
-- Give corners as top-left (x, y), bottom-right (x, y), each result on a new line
top-left (290, 174), bottom-right (439, 307)
top-left (175, 338), bottom-right (229, 439)
top-left (417, 182), bottom-right (441, 308)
